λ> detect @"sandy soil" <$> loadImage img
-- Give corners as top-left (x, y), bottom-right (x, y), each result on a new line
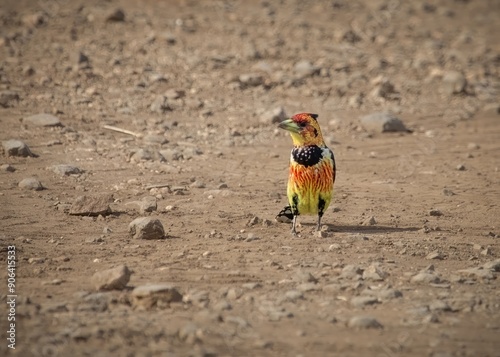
top-left (1, 0), bottom-right (500, 356)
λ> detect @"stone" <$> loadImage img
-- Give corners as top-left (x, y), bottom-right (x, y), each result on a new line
top-left (24, 113), bottom-right (63, 127)
top-left (376, 288), bottom-right (403, 300)
top-left (362, 216), bottom-right (377, 226)
top-left (351, 296), bottom-right (379, 308)
top-left (106, 9), bottom-right (125, 22)
top-left (347, 316), bottom-right (383, 329)
top-left (483, 259), bottom-right (500, 272)
top-left (1, 164), bottom-right (15, 172)
top-left (411, 272), bottom-right (440, 284)
top-left (429, 300), bottom-right (451, 312)
top-left (341, 265), bottom-right (363, 279)
top-left (370, 80), bottom-right (399, 100)
top-left (442, 71), bottom-right (466, 95)
top-left (426, 251), bottom-right (443, 260)
top-left (132, 283), bottom-right (182, 309)
top-left (51, 164), bottom-right (82, 176)
top-left (239, 73), bottom-right (264, 87)
top-left (130, 149), bottom-right (155, 162)
top-left (3, 140), bottom-right (35, 157)
top-left (0, 90), bottom-right (20, 108)
top-left (19, 177), bottom-right (44, 191)
top-left (456, 267), bottom-right (494, 280)
top-left (91, 265), bottom-right (131, 291)
top-left (76, 292), bottom-right (109, 313)
top-left (293, 270), bottom-right (318, 283)
top-left (362, 264), bottom-right (388, 281)
top-left (139, 196), bottom-right (157, 214)
top-left (178, 323), bottom-right (201, 344)
top-left (150, 95), bottom-right (171, 113)
top-left (261, 106), bottom-right (288, 124)
top-left (360, 112), bottom-right (408, 133)
top-left (429, 209), bottom-right (443, 216)
top-left (285, 290), bottom-right (304, 302)
top-left (128, 217), bottom-right (165, 240)
top-left (294, 60), bottom-right (320, 78)
top-left (69, 194), bottom-right (113, 216)
top-left (482, 103), bottom-right (500, 116)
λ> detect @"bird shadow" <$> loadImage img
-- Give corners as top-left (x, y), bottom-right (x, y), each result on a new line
top-left (324, 224), bottom-right (420, 234)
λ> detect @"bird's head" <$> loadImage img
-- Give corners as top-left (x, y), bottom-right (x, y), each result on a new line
top-left (278, 113), bottom-right (326, 146)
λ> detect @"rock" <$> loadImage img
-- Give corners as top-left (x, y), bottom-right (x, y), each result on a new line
top-left (76, 292), bottom-right (109, 312)
top-left (411, 272), bottom-right (440, 284)
top-left (429, 300), bottom-right (451, 312)
top-left (342, 30), bottom-right (362, 43)
top-left (456, 267), bottom-right (494, 280)
top-left (106, 9), bottom-right (125, 22)
top-left (128, 217), bottom-right (165, 240)
top-left (429, 209), bottom-right (443, 216)
top-left (91, 265), bottom-right (131, 291)
top-left (351, 296), bottom-right (379, 308)
top-left (1, 164), bottom-right (15, 172)
top-left (482, 103), bottom-right (500, 116)
top-left (294, 60), bottom-right (320, 78)
top-left (239, 73), bottom-right (264, 87)
top-left (24, 113), bottom-right (63, 127)
top-left (159, 148), bottom-right (183, 161)
top-left (328, 243), bottom-right (341, 251)
top-left (130, 148), bottom-right (155, 162)
top-left (0, 90), bottom-right (20, 108)
top-left (426, 251), bottom-right (443, 260)
top-left (456, 164), bottom-right (466, 171)
top-left (132, 283), bottom-right (182, 309)
top-left (3, 139), bottom-right (35, 157)
top-left (178, 323), bottom-right (201, 344)
top-left (341, 265), bottom-right (363, 279)
top-left (293, 270), bottom-right (318, 283)
top-left (347, 316), bottom-right (383, 329)
top-left (443, 188), bottom-right (455, 196)
top-left (285, 290), bottom-right (304, 302)
top-left (442, 71), bottom-right (466, 95)
top-left (376, 288), bottom-right (403, 300)
top-left (261, 106), bottom-right (288, 124)
top-left (360, 112), bottom-right (408, 133)
top-left (28, 257), bottom-right (45, 264)
top-left (362, 264), bottom-right (388, 281)
top-left (467, 143), bottom-right (480, 150)
top-left (19, 177), bottom-right (44, 191)
top-left (370, 80), bottom-right (400, 100)
top-left (296, 282), bottom-right (320, 292)
top-left (51, 164), bottom-right (82, 176)
top-left (150, 95), bottom-right (171, 113)
top-left (164, 89), bottom-right (185, 100)
top-left (362, 216), bottom-right (377, 226)
top-left (483, 259), bottom-right (500, 272)
top-left (74, 51), bottom-right (91, 69)
top-left (139, 196), bottom-right (157, 214)
top-left (69, 194), bottom-right (113, 216)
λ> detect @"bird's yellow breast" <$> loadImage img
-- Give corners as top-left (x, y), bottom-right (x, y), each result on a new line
top-left (287, 158), bottom-right (334, 215)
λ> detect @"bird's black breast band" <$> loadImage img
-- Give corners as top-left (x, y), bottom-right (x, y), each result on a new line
top-left (292, 145), bottom-right (323, 167)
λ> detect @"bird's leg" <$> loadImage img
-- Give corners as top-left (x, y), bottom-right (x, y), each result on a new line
top-left (291, 215), bottom-right (298, 235)
top-left (316, 214), bottom-right (322, 231)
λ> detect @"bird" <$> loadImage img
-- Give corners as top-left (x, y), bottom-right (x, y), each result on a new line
top-left (276, 113), bottom-right (336, 235)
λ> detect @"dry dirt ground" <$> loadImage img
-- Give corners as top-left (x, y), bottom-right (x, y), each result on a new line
top-left (1, 0), bottom-right (500, 356)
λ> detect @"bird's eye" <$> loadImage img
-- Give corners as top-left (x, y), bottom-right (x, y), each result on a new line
top-left (299, 122), bottom-right (307, 127)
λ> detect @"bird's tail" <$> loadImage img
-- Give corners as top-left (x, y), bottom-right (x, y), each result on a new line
top-left (275, 205), bottom-right (294, 223)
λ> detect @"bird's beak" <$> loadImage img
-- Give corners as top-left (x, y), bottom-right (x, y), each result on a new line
top-left (278, 119), bottom-right (300, 134)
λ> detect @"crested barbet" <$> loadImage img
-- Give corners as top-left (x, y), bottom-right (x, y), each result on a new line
top-left (276, 113), bottom-right (336, 235)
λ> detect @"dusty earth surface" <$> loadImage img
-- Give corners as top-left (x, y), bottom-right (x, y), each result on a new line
top-left (1, 0), bottom-right (500, 356)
